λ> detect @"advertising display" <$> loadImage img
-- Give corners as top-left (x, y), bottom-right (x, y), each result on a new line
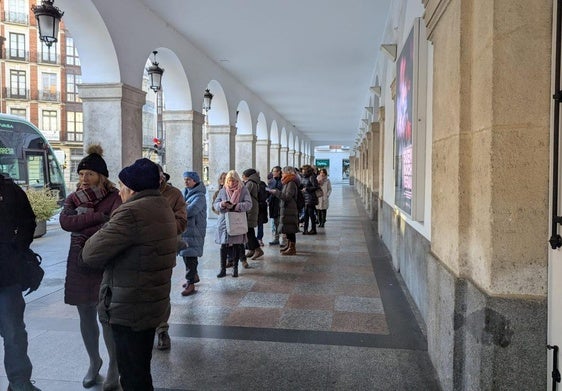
top-left (395, 25), bottom-right (415, 215)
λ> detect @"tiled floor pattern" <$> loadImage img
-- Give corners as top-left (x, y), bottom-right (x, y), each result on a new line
top-left (0, 182), bottom-right (440, 390)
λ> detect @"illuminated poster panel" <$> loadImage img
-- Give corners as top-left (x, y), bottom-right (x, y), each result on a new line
top-left (395, 25), bottom-right (415, 215)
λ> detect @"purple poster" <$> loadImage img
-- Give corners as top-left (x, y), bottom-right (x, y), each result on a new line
top-left (395, 26), bottom-right (415, 214)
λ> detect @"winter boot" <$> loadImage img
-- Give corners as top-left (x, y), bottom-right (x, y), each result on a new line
top-left (217, 251), bottom-right (227, 278)
top-left (232, 259), bottom-right (239, 277)
top-left (281, 242), bottom-right (296, 256)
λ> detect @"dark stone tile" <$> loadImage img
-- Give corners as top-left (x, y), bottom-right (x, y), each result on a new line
top-left (331, 312), bottom-right (389, 334)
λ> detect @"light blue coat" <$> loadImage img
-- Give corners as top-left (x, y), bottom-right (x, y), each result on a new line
top-left (214, 186), bottom-right (252, 245)
top-left (179, 182), bottom-right (207, 257)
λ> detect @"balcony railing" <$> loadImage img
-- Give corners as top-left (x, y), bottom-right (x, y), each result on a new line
top-left (37, 90), bottom-right (60, 102)
top-left (5, 49), bottom-right (29, 62)
top-left (3, 11), bottom-right (28, 25)
top-left (38, 54), bottom-right (60, 65)
top-left (4, 87), bottom-right (29, 100)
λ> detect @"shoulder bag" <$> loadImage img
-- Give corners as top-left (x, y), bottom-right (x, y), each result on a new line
top-left (225, 211), bottom-right (248, 236)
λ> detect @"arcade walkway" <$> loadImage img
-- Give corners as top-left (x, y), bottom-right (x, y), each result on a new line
top-left (0, 183), bottom-right (440, 390)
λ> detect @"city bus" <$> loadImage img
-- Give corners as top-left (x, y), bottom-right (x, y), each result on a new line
top-left (0, 114), bottom-right (66, 201)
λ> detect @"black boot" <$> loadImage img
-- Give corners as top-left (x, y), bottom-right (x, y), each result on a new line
top-left (217, 247), bottom-right (227, 278)
top-left (232, 259), bottom-right (239, 278)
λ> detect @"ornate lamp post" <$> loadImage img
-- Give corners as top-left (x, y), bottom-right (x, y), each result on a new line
top-left (203, 88), bottom-right (213, 112)
top-left (146, 51), bottom-right (164, 92)
top-left (31, 0), bottom-right (64, 47)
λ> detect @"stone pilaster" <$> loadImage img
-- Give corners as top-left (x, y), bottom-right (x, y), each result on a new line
top-left (235, 134), bottom-right (256, 172)
top-left (295, 152), bottom-right (302, 168)
top-left (255, 139), bottom-right (270, 178)
top-left (279, 147), bottom-right (289, 167)
top-left (208, 125), bottom-right (235, 190)
top-left (269, 143), bottom-right (281, 169)
top-left (162, 110), bottom-right (204, 187)
top-left (288, 149), bottom-right (296, 167)
top-left (79, 83), bottom-right (146, 184)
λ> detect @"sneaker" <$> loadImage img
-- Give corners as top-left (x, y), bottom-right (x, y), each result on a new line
top-left (258, 240), bottom-right (264, 246)
top-left (157, 331), bottom-right (171, 350)
top-left (269, 240), bottom-right (280, 245)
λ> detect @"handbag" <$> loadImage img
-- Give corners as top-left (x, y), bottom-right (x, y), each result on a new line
top-left (20, 248), bottom-right (45, 296)
top-left (225, 211), bottom-right (248, 236)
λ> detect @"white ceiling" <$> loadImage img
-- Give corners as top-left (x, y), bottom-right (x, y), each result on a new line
top-left (138, 0), bottom-right (391, 148)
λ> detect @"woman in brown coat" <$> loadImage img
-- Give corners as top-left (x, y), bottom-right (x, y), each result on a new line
top-left (59, 145), bottom-right (121, 390)
top-left (268, 166), bottom-right (300, 255)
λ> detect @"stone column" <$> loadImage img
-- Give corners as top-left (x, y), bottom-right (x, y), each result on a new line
top-left (370, 123), bottom-right (381, 220)
top-left (162, 110), bottom-right (204, 187)
top-left (79, 83), bottom-right (146, 184)
top-left (208, 125), bottom-right (235, 188)
top-left (295, 152), bottom-right (302, 168)
top-left (279, 147), bottom-right (288, 167)
top-left (235, 134), bottom-right (256, 172)
top-left (288, 149), bottom-right (296, 167)
top-left (255, 139), bottom-right (270, 178)
top-left (270, 143), bottom-right (281, 169)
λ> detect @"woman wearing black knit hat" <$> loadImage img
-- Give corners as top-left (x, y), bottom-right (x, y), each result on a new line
top-left (59, 145), bottom-right (122, 390)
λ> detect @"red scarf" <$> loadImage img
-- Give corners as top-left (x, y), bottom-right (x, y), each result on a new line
top-left (281, 173), bottom-right (297, 185)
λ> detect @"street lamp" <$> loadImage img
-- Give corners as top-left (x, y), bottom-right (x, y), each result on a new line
top-left (146, 51), bottom-right (164, 92)
top-left (31, 0), bottom-right (64, 47)
top-left (203, 88), bottom-right (213, 112)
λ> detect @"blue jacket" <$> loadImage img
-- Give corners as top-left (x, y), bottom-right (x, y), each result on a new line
top-left (179, 182), bottom-right (207, 258)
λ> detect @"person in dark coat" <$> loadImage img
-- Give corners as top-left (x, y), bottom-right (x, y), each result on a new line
top-left (267, 166), bottom-right (300, 255)
top-left (59, 145), bottom-right (121, 389)
top-left (241, 168), bottom-right (264, 261)
top-left (0, 173), bottom-right (41, 391)
top-left (81, 158), bottom-right (177, 391)
top-left (267, 166), bottom-right (283, 245)
top-left (179, 171), bottom-right (207, 296)
top-left (300, 164), bottom-right (320, 235)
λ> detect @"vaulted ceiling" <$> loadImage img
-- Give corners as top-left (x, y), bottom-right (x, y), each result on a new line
top-left (137, 0), bottom-right (391, 148)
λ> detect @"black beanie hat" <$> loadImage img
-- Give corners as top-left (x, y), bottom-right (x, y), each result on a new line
top-left (118, 158), bottom-right (160, 192)
top-left (77, 145), bottom-right (109, 177)
top-left (243, 168), bottom-right (257, 178)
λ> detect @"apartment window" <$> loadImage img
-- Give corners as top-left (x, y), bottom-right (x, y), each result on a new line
top-left (10, 108), bottom-right (26, 118)
top-left (6, 0), bottom-right (27, 24)
top-left (67, 111), bottom-right (83, 142)
top-left (41, 42), bottom-right (57, 63)
top-left (42, 110), bottom-right (58, 134)
top-left (40, 72), bottom-right (57, 101)
top-left (65, 37), bottom-right (80, 66)
top-left (66, 73), bottom-right (82, 102)
top-left (9, 70), bottom-right (26, 98)
top-left (9, 32), bottom-right (26, 60)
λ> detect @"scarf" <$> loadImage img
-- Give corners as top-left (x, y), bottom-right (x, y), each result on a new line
top-left (69, 186), bottom-right (108, 215)
top-left (281, 173), bottom-right (297, 185)
top-left (225, 180), bottom-right (243, 205)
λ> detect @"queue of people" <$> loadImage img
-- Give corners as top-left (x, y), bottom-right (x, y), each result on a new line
top-left (0, 144), bottom-right (332, 391)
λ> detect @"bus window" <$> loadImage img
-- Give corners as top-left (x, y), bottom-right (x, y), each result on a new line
top-left (26, 152), bottom-right (47, 188)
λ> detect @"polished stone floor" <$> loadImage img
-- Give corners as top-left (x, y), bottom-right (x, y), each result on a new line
top-left (0, 182), bottom-right (440, 390)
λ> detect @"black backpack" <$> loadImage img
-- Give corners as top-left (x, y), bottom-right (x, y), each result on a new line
top-left (257, 181), bottom-right (268, 206)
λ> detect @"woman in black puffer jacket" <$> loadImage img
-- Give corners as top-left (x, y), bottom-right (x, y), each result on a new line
top-left (300, 165), bottom-right (319, 235)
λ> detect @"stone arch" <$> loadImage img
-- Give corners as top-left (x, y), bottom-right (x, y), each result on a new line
top-left (154, 48), bottom-right (192, 110)
top-left (280, 127), bottom-right (288, 147)
top-left (270, 121), bottom-right (280, 144)
top-left (58, 0), bottom-right (119, 84)
top-left (236, 101), bottom-right (252, 135)
top-left (206, 81), bottom-right (229, 126)
top-left (256, 112), bottom-right (268, 139)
